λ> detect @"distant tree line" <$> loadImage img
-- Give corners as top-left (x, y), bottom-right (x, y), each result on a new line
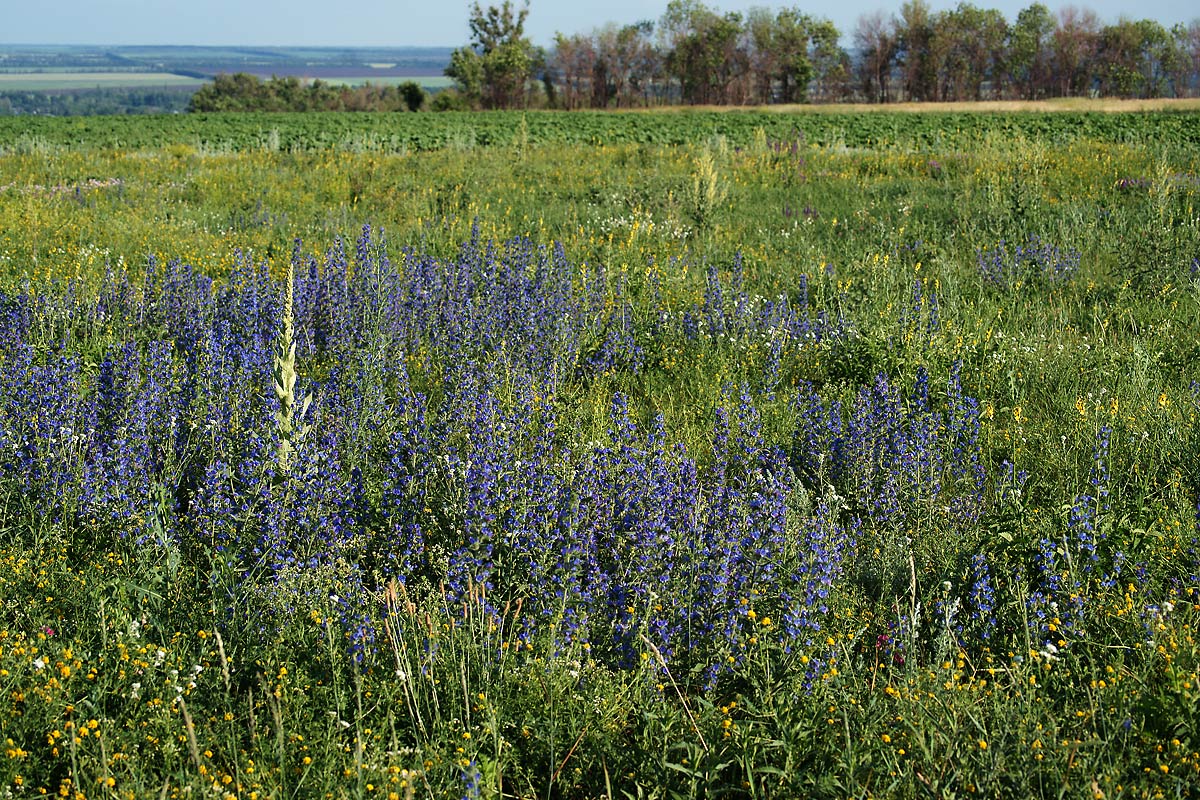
top-left (188, 73), bottom-right (428, 112)
top-left (441, 0), bottom-right (1200, 108)
top-left (0, 88), bottom-right (192, 116)
top-left (851, 1), bottom-right (1199, 102)
top-left (550, 1), bottom-right (848, 106)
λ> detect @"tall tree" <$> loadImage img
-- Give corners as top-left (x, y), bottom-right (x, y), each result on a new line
top-left (773, 9), bottom-right (817, 104)
top-left (1096, 18), bottom-right (1172, 98)
top-left (808, 17), bottom-right (852, 102)
top-left (597, 21), bottom-right (660, 107)
top-left (1009, 3), bottom-right (1056, 99)
top-left (445, 1), bottom-right (538, 109)
top-left (551, 32), bottom-right (596, 109)
top-left (895, 0), bottom-right (937, 101)
top-left (661, 1), bottom-right (748, 104)
top-left (1178, 20), bottom-right (1200, 98)
top-left (854, 10), bottom-right (899, 103)
top-left (929, 3), bottom-right (1007, 101)
top-left (1052, 5), bottom-right (1100, 96)
top-left (746, 7), bottom-right (781, 104)
top-left (742, 8), bottom-right (846, 105)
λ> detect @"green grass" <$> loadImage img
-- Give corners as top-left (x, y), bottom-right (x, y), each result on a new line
top-left (0, 112), bottom-right (1198, 798)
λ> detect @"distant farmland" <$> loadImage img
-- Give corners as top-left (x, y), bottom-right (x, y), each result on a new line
top-left (284, 74), bottom-right (455, 88)
top-left (0, 71), bottom-right (204, 91)
top-left (221, 65), bottom-right (453, 88)
top-left (0, 70), bottom-right (452, 92)
top-left (231, 65), bottom-right (447, 79)
top-left (0, 44), bottom-right (454, 93)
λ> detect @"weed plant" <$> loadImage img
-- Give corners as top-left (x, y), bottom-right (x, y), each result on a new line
top-left (0, 115), bottom-right (1198, 798)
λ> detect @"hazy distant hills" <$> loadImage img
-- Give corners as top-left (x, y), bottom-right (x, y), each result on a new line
top-left (0, 44), bottom-right (454, 81)
top-left (0, 44), bottom-right (456, 114)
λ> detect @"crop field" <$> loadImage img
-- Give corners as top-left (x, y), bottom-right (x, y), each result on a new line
top-left (4, 108), bottom-right (1200, 153)
top-left (0, 73), bottom-right (448, 93)
top-left (304, 76), bottom-right (456, 88)
top-left (0, 110), bottom-right (1198, 798)
top-left (0, 72), bottom-right (204, 91)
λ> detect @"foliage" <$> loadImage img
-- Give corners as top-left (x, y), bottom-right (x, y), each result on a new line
top-left (0, 111), bottom-right (1199, 798)
top-left (544, 0), bottom-right (1200, 105)
top-left (0, 87), bottom-right (192, 116)
top-left (188, 73), bottom-right (425, 113)
top-left (2, 108), bottom-right (1198, 155)
top-left (445, 1), bottom-right (541, 109)
top-left (398, 81), bottom-right (427, 112)
top-left (1008, 3), bottom-right (1057, 100)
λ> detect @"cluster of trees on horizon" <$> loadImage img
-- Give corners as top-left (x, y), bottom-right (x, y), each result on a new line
top-left (0, 87), bottom-right (192, 116)
top-left (188, 73), bottom-right (428, 112)
top-left (118, 0), bottom-right (1200, 115)
top-left (444, 0), bottom-right (1200, 108)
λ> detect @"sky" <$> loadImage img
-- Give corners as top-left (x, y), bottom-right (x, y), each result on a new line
top-left (1, 0), bottom-right (1195, 49)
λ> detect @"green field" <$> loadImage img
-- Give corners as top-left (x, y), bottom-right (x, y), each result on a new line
top-left (2, 107), bottom-right (1198, 153)
top-left (317, 75), bottom-right (455, 88)
top-left (0, 111), bottom-right (1198, 798)
top-left (0, 71), bottom-right (204, 90)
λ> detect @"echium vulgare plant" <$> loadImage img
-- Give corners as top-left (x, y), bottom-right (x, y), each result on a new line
top-left (5, 216), bottom-right (1199, 768)
top-left (1025, 424), bottom-right (1115, 646)
top-left (977, 234), bottom-right (1080, 290)
top-left (788, 363), bottom-right (985, 534)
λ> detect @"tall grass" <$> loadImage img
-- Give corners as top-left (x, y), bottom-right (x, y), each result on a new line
top-left (0, 117), bottom-right (1198, 798)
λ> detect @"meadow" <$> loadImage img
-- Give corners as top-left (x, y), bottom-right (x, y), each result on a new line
top-left (0, 109), bottom-right (1198, 799)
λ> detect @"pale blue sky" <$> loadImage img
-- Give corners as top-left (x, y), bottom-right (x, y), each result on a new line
top-left (1, 0), bottom-right (1195, 48)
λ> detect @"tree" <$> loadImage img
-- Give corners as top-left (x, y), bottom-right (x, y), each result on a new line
top-left (808, 16), bottom-right (851, 103)
top-left (190, 73), bottom-right (268, 111)
top-left (660, 1), bottom-right (748, 105)
top-left (600, 21), bottom-right (659, 107)
top-left (550, 32), bottom-right (596, 109)
top-left (854, 10), bottom-right (898, 103)
top-left (895, 0), bottom-right (937, 101)
top-left (1096, 18), bottom-right (1172, 98)
top-left (772, 9), bottom-right (816, 104)
top-left (927, 4), bottom-right (1007, 101)
top-left (445, 47), bottom-right (485, 106)
top-left (744, 10), bottom-right (849, 105)
top-left (445, 1), bottom-right (538, 109)
top-left (746, 7), bottom-right (779, 104)
top-left (1009, 3), bottom-right (1056, 99)
top-left (398, 81), bottom-right (426, 111)
top-left (1052, 5), bottom-right (1100, 97)
top-left (1176, 20), bottom-right (1200, 97)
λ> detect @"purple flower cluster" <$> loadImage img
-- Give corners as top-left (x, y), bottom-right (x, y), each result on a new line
top-left (1026, 426), bottom-right (1117, 645)
top-left (790, 363), bottom-right (985, 533)
top-left (897, 280), bottom-right (940, 349)
top-left (688, 257), bottom-right (846, 356)
top-left (4, 228), bottom-right (1072, 684)
top-left (0, 230), bottom-right (861, 676)
top-left (1114, 176), bottom-right (1151, 191)
top-left (977, 235), bottom-right (1081, 289)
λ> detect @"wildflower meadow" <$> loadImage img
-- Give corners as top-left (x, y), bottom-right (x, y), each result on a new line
top-left (0, 111), bottom-right (1198, 799)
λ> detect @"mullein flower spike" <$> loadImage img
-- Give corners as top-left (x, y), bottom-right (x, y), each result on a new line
top-left (272, 256), bottom-right (311, 475)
